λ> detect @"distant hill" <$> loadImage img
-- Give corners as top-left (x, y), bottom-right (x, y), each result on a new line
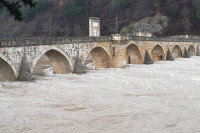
top-left (0, 0), bottom-right (200, 38)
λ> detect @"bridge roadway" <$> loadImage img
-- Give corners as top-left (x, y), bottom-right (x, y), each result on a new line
top-left (0, 35), bottom-right (199, 81)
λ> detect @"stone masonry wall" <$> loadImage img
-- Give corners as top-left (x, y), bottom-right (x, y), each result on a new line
top-left (0, 35), bottom-right (199, 81)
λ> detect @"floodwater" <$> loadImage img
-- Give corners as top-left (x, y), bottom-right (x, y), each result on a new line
top-left (1, 57), bottom-right (200, 133)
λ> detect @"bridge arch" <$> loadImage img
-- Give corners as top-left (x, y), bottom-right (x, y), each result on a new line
top-left (188, 45), bottom-right (195, 57)
top-left (171, 45), bottom-right (182, 59)
top-left (125, 44), bottom-right (143, 64)
top-left (0, 53), bottom-right (17, 81)
top-left (83, 46), bottom-right (112, 68)
top-left (31, 46), bottom-right (73, 75)
top-left (151, 44), bottom-right (165, 62)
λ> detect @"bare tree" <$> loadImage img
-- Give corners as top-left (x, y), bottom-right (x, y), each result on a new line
top-left (180, 7), bottom-right (191, 34)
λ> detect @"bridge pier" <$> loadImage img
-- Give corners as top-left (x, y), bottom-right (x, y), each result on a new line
top-left (166, 49), bottom-right (174, 61)
top-left (197, 45), bottom-right (200, 56)
top-left (144, 50), bottom-right (153, 64)
top-left (113, 49), bottom-right (125, 68)
top-left (183, 48), bottom-right (190, 58)
top-left (73, 55), bottom-right (86, 74)
top-left (17, 56), bottom-right (35, 81)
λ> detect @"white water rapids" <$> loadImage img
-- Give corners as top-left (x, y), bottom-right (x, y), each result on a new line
top-left (0, 57), bottom-right (200, 133)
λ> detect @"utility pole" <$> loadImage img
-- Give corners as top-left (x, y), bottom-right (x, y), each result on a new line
top-left (115, 14), bottom-right (118, 34)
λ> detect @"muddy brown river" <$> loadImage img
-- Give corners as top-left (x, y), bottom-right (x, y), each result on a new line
top-left (0, 57), bottom-right (200, 133)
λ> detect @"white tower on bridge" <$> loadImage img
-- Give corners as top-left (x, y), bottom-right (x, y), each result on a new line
top-left (89, 17), bottom-right (100, 37)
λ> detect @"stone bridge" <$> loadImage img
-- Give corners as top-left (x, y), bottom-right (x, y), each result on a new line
top-left (0, 35), bottom-right (200, 81)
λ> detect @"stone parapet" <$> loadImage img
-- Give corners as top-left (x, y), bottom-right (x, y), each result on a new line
top-left (0, 36), bottom-right (112, 48)
top-left (0, 35), bottom-right (200, 48)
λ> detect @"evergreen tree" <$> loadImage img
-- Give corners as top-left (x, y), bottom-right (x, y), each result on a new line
top-left (196, 6), bottom-right (200, 19)
top-left (66, 0), bottom-right (87, 19)
top-left (21, 0), bottom-right (48, 22)
top-left (110, 0), bottom-right (120, 13)
top-left (110, 0), bottom-right (130, 14)
top-left (152, 0), bottom-right (166, 5)
top-left (0, 0), bottom-right (36, 21)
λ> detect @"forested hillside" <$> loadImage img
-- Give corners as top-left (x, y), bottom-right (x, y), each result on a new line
top-left (0, 0), bottom-right (200, 38)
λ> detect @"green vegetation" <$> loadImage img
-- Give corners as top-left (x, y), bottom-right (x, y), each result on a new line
top-left (196, 6), bottom-right (200, 19)
top-left (0, 0), bottom-right (36, 21)
top-left (0, 0), bottom-right (200, 38)
top-left (21, 0), bottom-right (48, 22)
top-left (152, 0), bottom-right (166, 5)
top-left (110, 0), bottom-right (130, 14)
top-left (0, 7), bottom-right (10, 17)
top-left (66, 0), bottom-right (87, 19)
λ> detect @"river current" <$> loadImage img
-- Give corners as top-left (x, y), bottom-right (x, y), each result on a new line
top-left (0, 57), bottom-right (200, 133)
